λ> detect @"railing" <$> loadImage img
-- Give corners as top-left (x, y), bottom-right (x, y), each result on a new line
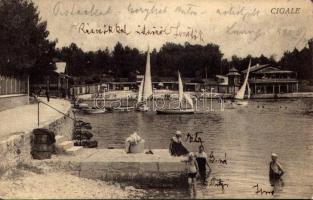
top-left (249, 78), bottom-right (298, 83)
top-left (35, 97), bottom-right (75, 126)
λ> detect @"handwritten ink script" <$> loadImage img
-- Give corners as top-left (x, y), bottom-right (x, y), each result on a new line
top-left (77, 23), bottom-right (204, 42)
top-left (53, 1), bottom-right (112, 16)
top-left (216, 5), bottom-right (260, 21)
top-left (252, 184), bottom-right (275, 195)
top-left (127, 3), bottom-right (167, 20)
top-left (79, 23), bottom-right (131, 35)
top-left (209, 151), bottom-right (228, 165)
top-left (226, 22), bottom-right (265, 41)
top-left (51, 1), bottom-right (310, 46)
top-left (209, 177), bottom-right (229, 190)
top-left (186, 131), bottom-right (204, 144)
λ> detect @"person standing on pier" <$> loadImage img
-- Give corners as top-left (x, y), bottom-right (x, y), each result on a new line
top-left (169, 130), bottom-right (189, 156)
top-left (45, 88), bottom-right (50, 102)
top-left (196, 145), bottom-right (211, 185)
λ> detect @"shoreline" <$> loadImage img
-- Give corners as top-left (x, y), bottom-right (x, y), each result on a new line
top-left (0, 162), bottom-right (145, 199)
top-left (76, 91), bottom-right (313, 100)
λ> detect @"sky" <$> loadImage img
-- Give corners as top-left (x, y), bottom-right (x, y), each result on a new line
top-left (33, 0), bottom-right (313, 60)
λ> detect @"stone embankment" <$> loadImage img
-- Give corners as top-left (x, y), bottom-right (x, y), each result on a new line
top-left (35, 148), bottom-right (188, 188)
top-left (0, 98), bottom-right (74, 174)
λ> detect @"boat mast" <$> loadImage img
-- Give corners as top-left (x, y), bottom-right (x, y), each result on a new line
top-left (178, 71), bottom-right (184, 109)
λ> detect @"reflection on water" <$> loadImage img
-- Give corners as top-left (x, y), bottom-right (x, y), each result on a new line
top-left (77, 99), bottom-right (313, 198)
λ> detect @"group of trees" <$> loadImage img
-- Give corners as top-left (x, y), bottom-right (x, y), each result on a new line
top-left (56, 42), bottom-right (225, 83)
top-left (0, 0), bottom-right (57, 83)
top-left (1, 0), bottom-right (312, 85)
top-left (57, 41), bottom-right (313, 84)
top-left (280, 45), bottom-right (313, 80)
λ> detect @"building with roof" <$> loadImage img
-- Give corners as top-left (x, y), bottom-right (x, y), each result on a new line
top-left (31, 61), bottom-right (71, 98)
top-left (241, 64), bottom-right (299, 95)
top-left (226, 67), bottom-right (241, 94)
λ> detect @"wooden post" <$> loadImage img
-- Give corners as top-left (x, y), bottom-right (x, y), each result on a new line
top-left (296, 83), bottom-right (299, 92)
top-left (37, 101), bottom-right (40, 126)
top-left (66, 78), bottom-right (69, 99)
top-left (57, 76), bottom-right (61, 98)
top-left (10, 76), bottom-right (12, 94)
top-left (27, 75), bottom-right (30, 104)
top-left (5, 76), bottom-right (7, 94)
top-left (18, 78), bottom-right (20, 94)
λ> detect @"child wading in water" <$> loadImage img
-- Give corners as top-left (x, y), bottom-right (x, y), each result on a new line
top-left (196, 145), bottom-right (211, 185)
top-left (186, 152), bottom-right (199, 197)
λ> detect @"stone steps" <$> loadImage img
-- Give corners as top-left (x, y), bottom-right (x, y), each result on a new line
top-left (65, 146), bottom-right (84, 156)
top-left (55, 136), bottom-right (84, 156)
top-left (55, 135), bottom-right (67, 144)
top-left (55, 140), bottom-right (74, 153)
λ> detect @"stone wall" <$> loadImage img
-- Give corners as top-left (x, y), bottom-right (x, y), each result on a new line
top-left (35, 149), bottom-right (189, 188)
top-left (0, 95), bottom-right (28, 111)
top-left (78, 161), bottom-right (188, 188)
top-left (0, 102), bottom-right (74, 175)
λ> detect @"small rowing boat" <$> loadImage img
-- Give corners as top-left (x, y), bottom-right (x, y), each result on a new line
top-left (83, 108), bottom-right (106, 114)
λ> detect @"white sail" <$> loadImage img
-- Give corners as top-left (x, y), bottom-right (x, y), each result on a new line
top-left (235, 60), bottom-right (251, 100)
top-left (184, 93), bottom-right (194, 109)
top-left (142, 48), bottom-right (153, 100)
top-left (137, 79), bottom-right (144, 103)
top-left (247, 82), bottom-right (251, 99)
top-left (178, 71), bottom-right (184, 105)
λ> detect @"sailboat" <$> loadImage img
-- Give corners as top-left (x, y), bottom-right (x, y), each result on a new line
top-left (82, 90), bottom-right (107, 114)
top-left (234, 59), bottom-right (251, 106)
top-left (136, 48), bottom-right (153, 112)
top-left (156, 71), bottom-right (194, 114)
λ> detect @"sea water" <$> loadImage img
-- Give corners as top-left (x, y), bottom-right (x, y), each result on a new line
top-left (77, 99), bottom-right (313, 198)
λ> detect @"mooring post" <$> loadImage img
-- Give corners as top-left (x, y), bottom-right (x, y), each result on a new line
top-left (37, 101), bottom-right (40, 126)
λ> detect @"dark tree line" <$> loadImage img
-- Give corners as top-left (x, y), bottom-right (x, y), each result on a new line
top-left (280, 45), bottom-right (313, 80)
top-left (56, 40), bottom-right (313, 84)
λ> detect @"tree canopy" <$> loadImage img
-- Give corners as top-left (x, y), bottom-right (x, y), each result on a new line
top-left (0, 0), bottom-right (56, 81)
top-left (55, 40), bottom-right (313, 84)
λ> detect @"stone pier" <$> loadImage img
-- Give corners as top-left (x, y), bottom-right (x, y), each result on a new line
top-left (34, 149), bottom-right (188, 188)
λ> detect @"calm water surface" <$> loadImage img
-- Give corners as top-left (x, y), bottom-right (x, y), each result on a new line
top-left (77, 99), bottom-right (313, 199)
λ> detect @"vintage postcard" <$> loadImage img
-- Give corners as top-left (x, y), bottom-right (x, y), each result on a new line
top-left (0, 0), bottom-right (312, 199)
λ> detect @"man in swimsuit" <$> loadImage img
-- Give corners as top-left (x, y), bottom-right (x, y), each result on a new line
top-left (169, 130), bottom-right (189, 156)
top-left (269, 153), bottom-right (284, 186)
top-left (196, 145), bottom-right (211, 185)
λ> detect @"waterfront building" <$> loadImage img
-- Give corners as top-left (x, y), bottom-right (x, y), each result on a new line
top-left (70, 76), bottom-right (232, 97)
top-left (241, 64), bottom-right (299, 95)
top-left (70, 65), bottom-right (299, 98)
top-left (31, 61), bottom-right (70, 98)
